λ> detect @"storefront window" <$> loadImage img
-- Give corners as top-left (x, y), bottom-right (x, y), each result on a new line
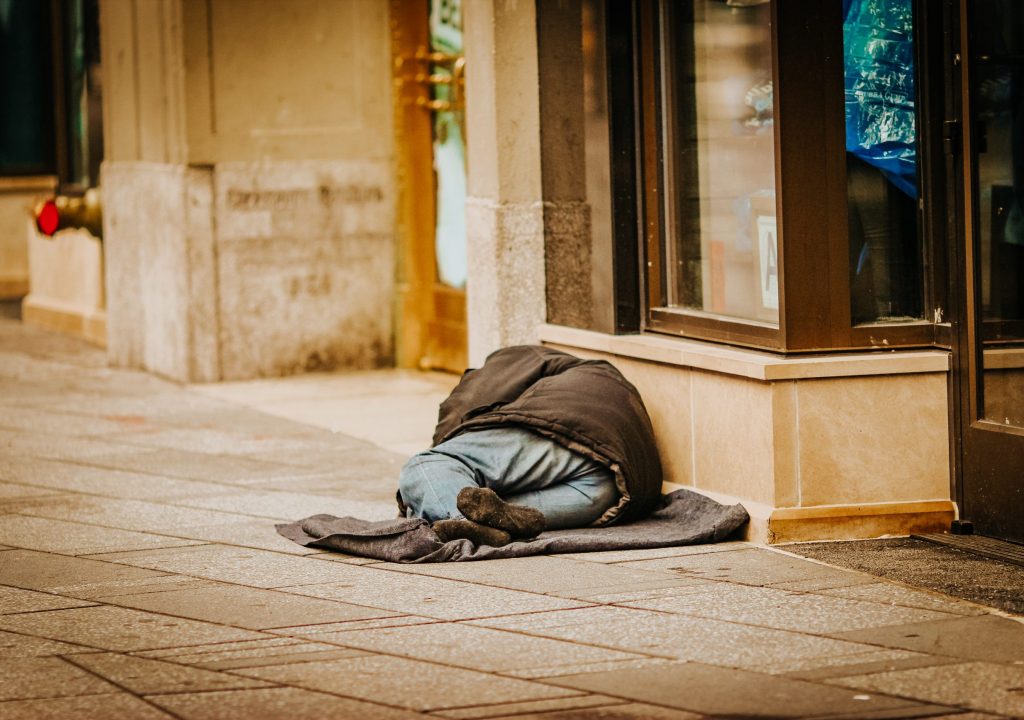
top-left (0, 1), bottom-right (55, 176)
top-left (660, 0), bottom-right (778, 325)
top-left (843, 0), bottom-right (923, 324)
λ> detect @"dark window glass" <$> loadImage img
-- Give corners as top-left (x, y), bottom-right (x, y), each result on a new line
top-left (0, 1), bottom-right (56, 176)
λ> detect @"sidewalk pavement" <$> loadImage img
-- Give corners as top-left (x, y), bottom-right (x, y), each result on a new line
top-left (0, 318), bottom-right (1022, 720)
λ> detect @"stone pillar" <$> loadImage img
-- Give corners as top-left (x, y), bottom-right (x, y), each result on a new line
top-left (463, 0), bottom-right (546, 366)
top-left (100, 0), bottom-right (395, 381)
top-left (537, 0), bottom-right (592, 330)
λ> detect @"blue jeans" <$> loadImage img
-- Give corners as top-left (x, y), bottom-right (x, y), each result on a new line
top-left (398, 427), bottom-right (619, 530)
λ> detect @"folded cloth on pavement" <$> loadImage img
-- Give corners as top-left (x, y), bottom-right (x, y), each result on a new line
top-left (276, 488), bottom-right (748, 563)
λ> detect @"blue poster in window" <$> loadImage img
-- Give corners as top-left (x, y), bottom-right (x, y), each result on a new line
top-left (843, 0), bottom-right (918, 198)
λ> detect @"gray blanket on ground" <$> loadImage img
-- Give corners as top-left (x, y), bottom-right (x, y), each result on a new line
top-left (276, 489), bottom-right (749, 562)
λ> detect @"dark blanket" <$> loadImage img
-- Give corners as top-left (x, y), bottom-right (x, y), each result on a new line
top-left (276, 489), bottom-right (749, 563)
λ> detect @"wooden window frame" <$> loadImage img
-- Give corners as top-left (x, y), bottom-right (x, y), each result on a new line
top-left (614, 0), bottom-right (951, 353)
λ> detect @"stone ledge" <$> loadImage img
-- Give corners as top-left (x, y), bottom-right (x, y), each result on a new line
top-left (663, 483), bottom-right (955, 545)
top-left (22, 295), bottom-right (106, 347)
top-left (540, 323), bottom-right (950, 381)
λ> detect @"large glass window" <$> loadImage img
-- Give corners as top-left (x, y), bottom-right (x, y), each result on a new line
top-left (597, 0), bottom-right (945, 352)
top-left (843, 0), bottom-right (923, 325)
top-left (0, 1), bottom-right (55, 176)
top-left (660, 0), bottom-right (778, 326)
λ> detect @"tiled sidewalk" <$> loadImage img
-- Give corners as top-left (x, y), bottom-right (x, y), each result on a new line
top-left (0, 319), bottom-right (1022, 719)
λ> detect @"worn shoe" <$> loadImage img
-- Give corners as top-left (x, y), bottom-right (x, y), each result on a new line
top-left (457, 487), bottom-right (546, 539)
top-left (432, 518), bottom-right (512, 547)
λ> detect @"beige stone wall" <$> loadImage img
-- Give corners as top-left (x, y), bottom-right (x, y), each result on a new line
top-left (101, 0), bottom-right (396, 381)
top-left (463, 0), bottom-right (546, 365)
top-left (23, 226), bottom-right (106, 346)
top-left (0, 188), bottom-right (39, 299)
top-left (545, 341), bottom-right (953, 543)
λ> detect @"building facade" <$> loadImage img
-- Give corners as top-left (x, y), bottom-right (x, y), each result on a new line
top-left (2, 0), bottom-right (1020, 545)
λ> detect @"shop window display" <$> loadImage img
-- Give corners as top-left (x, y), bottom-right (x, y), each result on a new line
top-left (844, 0), bottom-right (923, 324)
top-left (661, 0), bottom-right (778, 325)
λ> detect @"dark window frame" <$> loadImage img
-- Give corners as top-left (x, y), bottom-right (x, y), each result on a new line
top-left (611, 0), bottom-right (952, 353)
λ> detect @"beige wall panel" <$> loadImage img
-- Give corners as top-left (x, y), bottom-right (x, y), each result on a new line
top-left (134, 0), bottom-right (172, 162)
top-left (106, 163), bottom-right (191, 378)
top-left (100, 0), bottom-right (140, 161)
top-left (0, 192), bottom-right (37, 297)
top-left (691, 369), bottom-right (775, 506)
top-left (24, 225), bottom-right (105, 345)
top-left (184, 0), bottom-right (392, 163)
top-left (213, 160), bottom-right (394, 379)
top-left (796, 373), bottom-right (950, 506)
top-left (464, 0), bottom-right (542, 202)
top-left (104, 162), bottom-right (219, 380)
top-left (770, 380), bottom-right (800, 508)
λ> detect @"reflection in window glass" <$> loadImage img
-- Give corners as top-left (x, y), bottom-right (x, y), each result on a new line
top-left (971, 1), bottom-right (1024, 427)
top-left (662, 0), bottom-right (778, 325)
top-left (844, 0), bottom-right (922, 324)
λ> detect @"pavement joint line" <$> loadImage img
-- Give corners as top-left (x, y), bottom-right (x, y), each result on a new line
top-left (0, 622), bottom-right (116, 654)
top-left (273, 618), bottom-right (677, 661)
top-left (522, 661), bottom-right (932, 720)
top-left (57, 653), bottom-right (194, 720)
top-left (144, 650), bottom-right (572, 716)
top-left (0, 601), bottom-right (294, 653)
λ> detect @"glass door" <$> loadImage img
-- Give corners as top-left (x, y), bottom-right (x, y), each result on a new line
top-left (390, 0), bottom-right (467, 373)
top-left (957, 0), bottom-right (1024, 544)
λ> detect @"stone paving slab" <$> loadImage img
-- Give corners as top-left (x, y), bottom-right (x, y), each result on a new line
top-left (431, 694), bottom-right (631, 719)
top-left (556, 543), bottom-right (749, 565)
top-left (0, 456), bottom-right (237, 500)
top-left (147, 686), bottom-right (423, 720)
top-left (617, 547), bottom-right (869, 588)
top-left (73, 447), bottom-right (310, 484)
top-left (66, 652), bottom-right (274, 694)
top-left (0, 605), bottom-right (266, 651)
top-left (276, 564), bottom-right (591, 620)
top-left (0, 585), bottom-right (94, 614)
top-left (0, 429), bottom-right (151, 464)
top-left (543, 661), bottom-right (959, 718)
top-left (94, 581), bottom-right (399, 629)
top-left (0, 549), bottom-right (171, 596)
top-left (814, 581), bottom-right (990, 616)
top-left (827, 660), bottom-right (1024, 717)
top-left (619, 581), bottom-right (959, 634)
top-left (0, 514), bottom-right (202, 555)
top-left (0, 629), bottom-right (94, 658)
top-left (0, 692), bottom-right (175, 720)
top-left (16, 496), bottom-right (270, 534)
top-left (0, 482), bottom-right (63, 500)
top-left (87, 543), bottom-right (390, 588)
top-left (387, 556), bottom-right (703, 600)
top-left (233, 654), bottom-right (578, 712)
top-left (309, 622), bottom-right (655, 676)
top-left (829, 613), bottom-right (1024, 663)
top-left (171, 518), bottom-right (336, 555)
top-left (0, 656), bottom-right (118, 702)
top-left (138, 637), bottom-right (372, 670)
top-left (472, 606), bottom-right (883, 669)
top-left (472, 703), bottom-right (705, 720)
top-left (173, 490), bottom-right (395, 522)
top-left (0, 406), bottom-right (149, 437)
